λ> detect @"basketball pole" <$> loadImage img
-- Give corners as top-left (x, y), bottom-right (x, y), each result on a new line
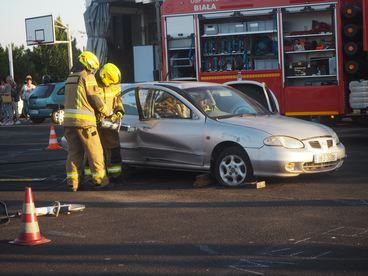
top-left (8, 44), bottom-right (14, 79)
top-left (54, 19), bottom-right (73, 71)
top-left (66, 25), bottom-right (73, 71)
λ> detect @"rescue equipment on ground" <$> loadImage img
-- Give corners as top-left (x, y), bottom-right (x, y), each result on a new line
top-left (1, 200), bottom-right (86, 225)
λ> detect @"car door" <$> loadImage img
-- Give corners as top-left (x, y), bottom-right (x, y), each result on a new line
top-left (119, 87), bottom-right (144, 163)
top-left (134, 85), bottom-right (206, 168)
top-left (225, 81), bottom-right (279, 113)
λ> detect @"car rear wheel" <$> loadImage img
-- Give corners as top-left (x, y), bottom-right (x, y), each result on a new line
top-left (30, 117), bottom-right (45, 124)
top-left (51, 109), bottom-right (64, 125)
top-left (214, 146), bottom-right (253, 187)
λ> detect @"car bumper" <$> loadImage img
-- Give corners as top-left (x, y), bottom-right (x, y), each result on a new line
top-left (248, 143), bottom-right (346, 177)
top-left (28, 108), bottom-right (53, 118)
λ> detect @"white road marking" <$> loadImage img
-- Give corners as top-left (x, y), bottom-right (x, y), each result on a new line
top-left (229, 265), bottom-right (264, 275)
top-left (46, 230), bottom-right (86, 238)
top-left (322, 227), bottom-right (344, 235)
top-left (294, 237), bottom-right (311, 244)
top-left (198, 245), bottom-right (219, 255)
top-left (311, 251), bottom-right (332, 259)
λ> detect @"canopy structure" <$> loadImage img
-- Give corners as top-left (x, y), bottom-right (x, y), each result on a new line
top-left (84, 1), bottom-right (110, 65)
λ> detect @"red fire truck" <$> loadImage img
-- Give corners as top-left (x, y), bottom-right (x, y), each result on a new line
top-left (160, 0), bottom-right (368, 118)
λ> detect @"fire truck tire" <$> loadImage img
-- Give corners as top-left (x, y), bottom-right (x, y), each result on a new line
top-left (345, 61), bottom-right (359, 75)
top-left (342, 4), bottom-right (361, 19)
top-left (343, 24), bottom-right (359, 38)
top-left (344, 42), bottom-right (358, 56)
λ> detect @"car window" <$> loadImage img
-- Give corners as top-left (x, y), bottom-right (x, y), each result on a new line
top-left (184, 86), bottom-right (269, 118)
top-left (57, 86), bottom-right (65, 95)
top-left (122, 89), bottom-right (138, 115)
top-left (153, 90), bottom-right (191, 119)
top-left (29, 84), bottom-right (55, 99)
top-left (137, 88), bottom-right (191, 120)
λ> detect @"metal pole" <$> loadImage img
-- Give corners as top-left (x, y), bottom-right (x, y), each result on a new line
top-left (155, 0), bottom-right (162, 80)
top-left (8, 44), bottom-right (14, 79)
top-left (66, 25), bottom-right (73, 71)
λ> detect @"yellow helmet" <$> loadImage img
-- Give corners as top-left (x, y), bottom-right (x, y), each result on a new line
top-left (79, 51), bottom-right (100, 71)
top-left (100, 63), bottom-right (121, 86)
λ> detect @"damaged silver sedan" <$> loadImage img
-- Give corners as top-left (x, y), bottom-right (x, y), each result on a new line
top-left (119, 82), bottom-right (345, 186)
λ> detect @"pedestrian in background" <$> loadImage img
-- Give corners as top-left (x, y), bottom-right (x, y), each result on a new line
top-left (10, 78), bottom-right (21, 124)
top-left (0, 79), bottom-right (4, 124)
top-left (0, 76), bottom-right (14, 125)
top-left (20, 75), bottom-right (36, 119)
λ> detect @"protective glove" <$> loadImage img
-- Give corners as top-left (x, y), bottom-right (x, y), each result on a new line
top-left (110, 111), bottom-right (123, 123)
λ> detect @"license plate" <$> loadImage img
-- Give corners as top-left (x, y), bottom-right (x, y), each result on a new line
top-left (314, 153), bottom-right (338, 164)
top-left (29, 110), bottom-right (39, 115)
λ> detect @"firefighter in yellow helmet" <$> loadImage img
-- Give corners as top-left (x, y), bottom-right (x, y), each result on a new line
top-left (96, 63), bottom-right (124, 180)
top-left (64, 51), bottom-right (110, 192)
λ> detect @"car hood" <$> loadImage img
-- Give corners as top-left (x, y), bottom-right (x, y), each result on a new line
top-left (218, 115), bottom-right (333, 140)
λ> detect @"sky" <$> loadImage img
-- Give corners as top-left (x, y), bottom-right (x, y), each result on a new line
top-left (0, 0), bottom-right (88, 50)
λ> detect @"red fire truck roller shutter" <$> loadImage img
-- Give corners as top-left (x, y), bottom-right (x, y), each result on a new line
top-left (363, 0), bottom-right (368, 51)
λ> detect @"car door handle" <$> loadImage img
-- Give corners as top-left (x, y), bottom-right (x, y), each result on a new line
top-left (141, 126), bottom-right (151, 130)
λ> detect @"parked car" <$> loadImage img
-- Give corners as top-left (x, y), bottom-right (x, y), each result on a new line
top-left (28, 82), bottom-right (65, 124)
top-left (61, 81), bottom-right (346, 186)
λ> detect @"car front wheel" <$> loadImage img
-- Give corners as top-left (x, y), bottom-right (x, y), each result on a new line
top-left (51, 109), bottom-right (64, 125)
top-left (214, 146), bottom-right (253, 187)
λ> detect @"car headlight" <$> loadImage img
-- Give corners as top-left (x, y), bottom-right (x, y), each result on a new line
top-left (264, 136), bottom-right (304, 149)
top-left (331, 131), bottom-right (340, 145)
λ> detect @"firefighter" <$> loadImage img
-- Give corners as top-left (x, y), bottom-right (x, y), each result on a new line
top-left (96, 63), bottom-right (124, 180)
top-left (64, 51), bottom-right (110, 192)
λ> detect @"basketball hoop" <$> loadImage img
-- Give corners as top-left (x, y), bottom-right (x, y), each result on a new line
top-left (25, 15), bottom-right (55, 46)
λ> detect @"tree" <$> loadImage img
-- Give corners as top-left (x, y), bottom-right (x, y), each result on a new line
top-left (31, 16), bottom-right (82, 83)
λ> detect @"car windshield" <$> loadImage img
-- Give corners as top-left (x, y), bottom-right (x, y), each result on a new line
top-left (29, 84), bottom-right (55, 99)
top-left (183, 86), bottom-right (270, 119)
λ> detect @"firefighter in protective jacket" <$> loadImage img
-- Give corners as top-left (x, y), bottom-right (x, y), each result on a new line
top-left (64, 51), bottom-right (110, 191)
top-left (96, 63), bottom-right (124, 179)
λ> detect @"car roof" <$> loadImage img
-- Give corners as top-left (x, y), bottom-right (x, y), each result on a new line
top-left (122, 81), bottom-right (223, 91)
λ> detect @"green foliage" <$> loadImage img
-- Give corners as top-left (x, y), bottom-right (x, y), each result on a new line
top-left (0, 17), bottom-right (82, 85)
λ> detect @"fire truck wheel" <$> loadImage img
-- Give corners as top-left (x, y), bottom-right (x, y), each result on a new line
top-left (214, 146), bottom-right (253, 187)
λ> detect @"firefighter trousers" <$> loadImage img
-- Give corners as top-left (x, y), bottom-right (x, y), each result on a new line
top-left (98, 127), bottom-right (122, 178)
top-left (65, 127), bottom-right (109, 190)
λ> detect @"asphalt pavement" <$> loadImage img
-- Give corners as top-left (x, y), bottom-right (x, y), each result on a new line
top-left (0, 119), bottom-right (367, 275)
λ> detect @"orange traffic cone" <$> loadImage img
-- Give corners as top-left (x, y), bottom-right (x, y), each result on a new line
top-left (46, 125), bottom-right (61, 150)
top-left (9, 187), bottom-right (50, 246)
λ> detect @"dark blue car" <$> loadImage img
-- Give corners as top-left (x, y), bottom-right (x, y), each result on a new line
top-left (28, 82), bottom-right (65, 124)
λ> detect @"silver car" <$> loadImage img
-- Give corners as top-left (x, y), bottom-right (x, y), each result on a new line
top-left (119, 81), bottom-right (345, 186)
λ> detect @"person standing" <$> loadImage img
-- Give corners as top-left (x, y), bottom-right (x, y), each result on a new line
top-left (0, 77), bottom-right (14, 125)
top-left (96, 63), bottom-right (124, 180)
top-left (63, 51), bottom-right (111, 192)
top-left (10, 78), bottom-right (21, 124)
top-left (20, 75), bottom-right (36, 119)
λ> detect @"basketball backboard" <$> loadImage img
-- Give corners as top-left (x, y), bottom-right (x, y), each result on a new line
top-left (25, 15), bottom-right (55, 46)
